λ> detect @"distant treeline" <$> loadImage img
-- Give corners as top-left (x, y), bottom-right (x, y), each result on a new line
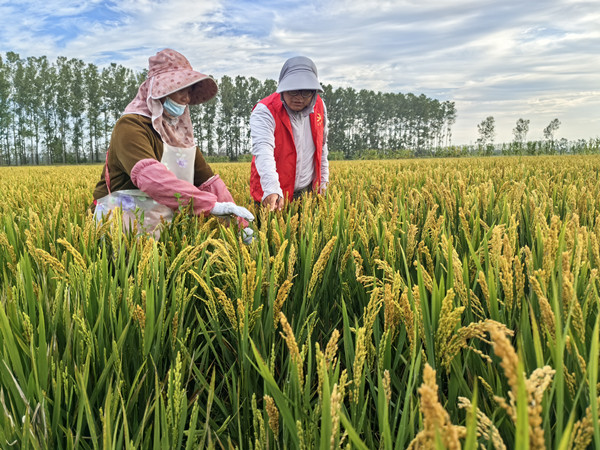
top-left (0, 52), bottom-right (458, 165)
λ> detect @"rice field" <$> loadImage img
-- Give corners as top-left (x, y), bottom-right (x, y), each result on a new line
top-left (0, 156), bottom-right (599, 449)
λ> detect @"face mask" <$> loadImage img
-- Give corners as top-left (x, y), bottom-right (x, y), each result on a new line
top-left (163, 97), bottom-right (186, 117)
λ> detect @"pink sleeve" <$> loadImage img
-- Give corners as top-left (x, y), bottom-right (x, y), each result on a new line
top-left (199, 174), bottom-right (249, 228)
top-left (199, 174), bottom-right (235, 202)
top-left (131, 159), bottom-right (217, 215)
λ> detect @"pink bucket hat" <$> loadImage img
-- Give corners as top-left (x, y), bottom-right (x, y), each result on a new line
top-left (147, 49), bottom-right (218, 104)
top-left (123, 49), bottom-right (218, 147)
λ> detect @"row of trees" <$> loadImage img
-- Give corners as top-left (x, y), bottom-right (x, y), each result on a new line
top-left (0, 53), bottom-right (144, 165)
top-left (430, 138), bottom-right (600, 159)
top-left (476, 116), bottom-right (563, 152)
top-left (432, 115), bottom-right (600, 158)
top-left (0, 52), bottom-right (457, 165)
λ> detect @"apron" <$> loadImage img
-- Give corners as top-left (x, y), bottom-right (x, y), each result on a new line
top-left (94, 143), bottom-right (196, 236)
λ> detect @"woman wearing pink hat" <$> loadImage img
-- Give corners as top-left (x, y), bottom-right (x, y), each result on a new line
top-left (92, 49), bottom-right (253, 239)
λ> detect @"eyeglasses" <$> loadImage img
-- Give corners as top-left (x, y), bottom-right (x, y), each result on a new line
top-left (287, 90), bottom-right (315, 98)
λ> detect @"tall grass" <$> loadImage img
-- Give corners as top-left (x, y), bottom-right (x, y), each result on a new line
top-left (0, 156), bottom-right (599, 448)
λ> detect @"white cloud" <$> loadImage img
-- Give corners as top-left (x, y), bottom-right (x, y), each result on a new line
top-left (0, 0), bottom-right (598, 144)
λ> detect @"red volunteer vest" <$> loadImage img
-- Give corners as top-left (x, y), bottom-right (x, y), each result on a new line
top-left (250, 93), bottom-right (325, 202)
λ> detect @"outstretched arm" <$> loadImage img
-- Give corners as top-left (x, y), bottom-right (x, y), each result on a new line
top-left (131, 158), bottom-right (218, 214)
top-left (131, 159), bottom-right (254, 222)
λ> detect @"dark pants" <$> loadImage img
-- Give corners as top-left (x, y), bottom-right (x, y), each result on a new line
top-left (292, 185), bottom-right (313, 199)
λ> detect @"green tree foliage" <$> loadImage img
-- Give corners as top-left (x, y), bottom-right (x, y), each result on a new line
top-left (83, 63), bottom-right (103, 162)
top-left (0, 52), bottom-right (458, 164)
top-left (544, 118), bottom-right (561, 142)
top-left (0, 55), bottom-right (11, 164)
top-left (512, 118), bottom-right (529, 148)
top-left (476, 116), bottom-right (495, 154)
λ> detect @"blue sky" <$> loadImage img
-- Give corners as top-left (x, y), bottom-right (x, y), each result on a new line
top-left (1, 0), bottom-right (598, 145)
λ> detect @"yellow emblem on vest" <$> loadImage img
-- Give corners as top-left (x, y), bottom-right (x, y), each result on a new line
top-left (316, 113), bottom-right (323, 127)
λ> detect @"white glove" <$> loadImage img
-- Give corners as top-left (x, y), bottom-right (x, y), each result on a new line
top-left (240, 227), bottom-right (254, 245)
top-left (210, 202), bottom-right (254, 222)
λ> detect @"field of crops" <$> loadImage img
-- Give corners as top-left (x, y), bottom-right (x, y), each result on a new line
top-left (0, 156), bottom-right (599, 449)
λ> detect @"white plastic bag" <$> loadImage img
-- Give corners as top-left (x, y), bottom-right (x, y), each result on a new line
top-left (94, 189), bottom-right (173, 237)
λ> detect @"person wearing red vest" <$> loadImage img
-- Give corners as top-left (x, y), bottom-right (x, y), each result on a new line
top-left (249, 56), bottom-right (329, 211)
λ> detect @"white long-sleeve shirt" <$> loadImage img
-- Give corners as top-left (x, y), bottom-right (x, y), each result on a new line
top-left (250, 96), bottom-right (329, 201)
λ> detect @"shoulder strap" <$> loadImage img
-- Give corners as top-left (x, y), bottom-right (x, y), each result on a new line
top-left (104, 151), bottom-right (111, 194)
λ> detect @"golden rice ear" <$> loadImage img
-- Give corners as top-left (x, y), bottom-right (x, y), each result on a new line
top-left (5, 156), bottom-right (600, 449)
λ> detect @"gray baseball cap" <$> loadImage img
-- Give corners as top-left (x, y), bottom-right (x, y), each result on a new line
top-left (276, 56), bottom-right (323, 93)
